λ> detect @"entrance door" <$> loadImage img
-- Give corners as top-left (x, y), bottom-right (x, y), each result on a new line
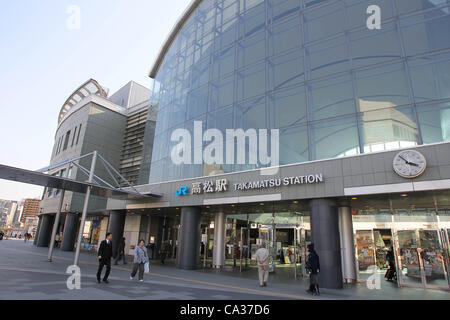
top-left (395, 229), bottom-right (449, 289)
top-left (240, 227), bottom-right (249, 271)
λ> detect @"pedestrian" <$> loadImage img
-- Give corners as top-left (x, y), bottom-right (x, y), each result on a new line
top-left (114, 237), bottom-right (127, 265)
top-left (24, 233), bottom-right (28, 242)
top-left (55, 233), bottom-right (60, 248)
top-left (305, 243), bottom-right (320, 295)
top-left (0, 231), bottom-right (4, 241)
top-left (97, 232), bottom-right (113, 284)
top-left (254, 242), bottom-right (270, 287)
top-left (159, 240), bottom-right (169, 264)
top-left (130, 239), bottom-right (149, 282)
top-left (27, 233), bottom-right (31, 241)
top-left (385, 247), bottom-right (396, 282)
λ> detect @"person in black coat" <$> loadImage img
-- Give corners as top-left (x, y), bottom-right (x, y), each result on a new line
top-left (97, 233), bottom-right (113, 284)
top-left (114, 237), bottom-right (127, 265)
top-left (306, 243), bottom-right (320, 295)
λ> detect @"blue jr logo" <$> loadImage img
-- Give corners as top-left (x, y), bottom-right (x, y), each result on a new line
top-left (175, 186), bottom-right (189, 196)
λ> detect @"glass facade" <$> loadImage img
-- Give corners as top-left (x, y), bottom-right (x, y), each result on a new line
top-left (143, 0), bottom-right (450, 183)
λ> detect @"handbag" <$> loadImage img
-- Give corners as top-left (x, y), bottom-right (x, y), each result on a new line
top-left (144, 262), bottom-right (150, 273)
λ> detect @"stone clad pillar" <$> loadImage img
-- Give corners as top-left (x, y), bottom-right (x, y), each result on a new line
top-left (61, 213), bottom-right (79, 252)
top-left (34, 215), bottom-right (43, 245)
top-left (339, 206), bottom-right (357, 283)
top-left (309, 198), bottom-right (343, 289)
top-left (213, 210), bottom-right (226, 268)
top-left (107, 210), bottom-right (126, 258)
top-left (178, 206), bottom-right (202, 270)
top-left (37, 214), bottom-right (54, 247)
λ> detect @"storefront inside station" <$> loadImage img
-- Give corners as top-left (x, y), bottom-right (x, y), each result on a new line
top-left (146, 189), bottom-right (450, 291)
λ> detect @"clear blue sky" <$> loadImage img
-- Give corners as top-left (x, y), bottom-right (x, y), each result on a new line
top-left (0, 0), bottom-right (191, 201)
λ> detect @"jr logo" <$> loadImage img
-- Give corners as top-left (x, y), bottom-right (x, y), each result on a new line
top-left (175, 186), bottom-right (189, 196)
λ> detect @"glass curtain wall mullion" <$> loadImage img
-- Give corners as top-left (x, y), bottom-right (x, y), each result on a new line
top-left (394, 1), bottom-right (425, 146)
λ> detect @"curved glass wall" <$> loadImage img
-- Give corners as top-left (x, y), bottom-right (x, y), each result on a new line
top-left (143, 0), bottom-right (450, 183)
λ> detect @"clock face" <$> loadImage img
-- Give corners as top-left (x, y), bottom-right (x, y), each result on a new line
top-left (393, 150), bottom-right (427, 178)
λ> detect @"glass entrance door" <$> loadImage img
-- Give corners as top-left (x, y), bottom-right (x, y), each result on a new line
top-left (240, 227), bottom-right (249, 271)
top-left (395, 229), bottom-right (449, 289)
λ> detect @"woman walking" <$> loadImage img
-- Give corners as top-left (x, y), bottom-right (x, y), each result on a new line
top-left (130, 239), bottom-right (149, 282)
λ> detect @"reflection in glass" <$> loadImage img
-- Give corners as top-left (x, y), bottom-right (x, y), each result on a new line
top-left (358, 104), bottom-right (419, 153)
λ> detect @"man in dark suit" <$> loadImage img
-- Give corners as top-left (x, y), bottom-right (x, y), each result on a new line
top-left (97, 232), bottom-right (113, 284)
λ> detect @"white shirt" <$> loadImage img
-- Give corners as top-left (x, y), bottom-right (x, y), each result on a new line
top-left (255, 247), bottom-right (270, 266)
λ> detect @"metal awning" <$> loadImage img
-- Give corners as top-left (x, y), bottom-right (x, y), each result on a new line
top-left (0, 164), bottom-right (160, 199)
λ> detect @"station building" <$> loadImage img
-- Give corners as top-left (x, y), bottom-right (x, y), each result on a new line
top-left (36, 0), bottom-right (450, 291)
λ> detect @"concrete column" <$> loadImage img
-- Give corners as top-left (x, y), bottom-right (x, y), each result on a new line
top-left (339, 206), bottom-right (357, 283)
top-left (37, 214), bottom-right (54, 247)
top-left (107, 210), bottom-right (126, 258)
top-left (34, 215), bottom-right (43, 245)
top-left (213, 210), bottom-right (226, 268)
top-left (178, 206), bottom-right (201, 270)
top-left (61, 213), bottom-right (79, 252)
top-left (309, 199), bottom-right (343, 289)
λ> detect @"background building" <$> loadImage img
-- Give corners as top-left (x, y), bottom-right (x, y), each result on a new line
top-left (37, 79), bottom-right (156, 255)
top-left (20, 198), bottom-right (40, 224)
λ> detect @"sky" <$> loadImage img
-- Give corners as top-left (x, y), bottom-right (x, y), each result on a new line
top-left (0, 0), bottom-right (191, 201)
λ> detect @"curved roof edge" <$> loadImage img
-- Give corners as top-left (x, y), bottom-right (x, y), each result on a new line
top-left (58, 78), bottom-right (108, 124)
top-left (149, 0), bottom-right (203, 79)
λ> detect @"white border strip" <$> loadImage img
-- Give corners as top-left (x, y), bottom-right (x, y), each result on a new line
top-left (204, 193), bottom-right (281, 205)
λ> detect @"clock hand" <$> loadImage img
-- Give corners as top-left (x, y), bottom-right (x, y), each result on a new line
top-left (399, 155), bottom-right (409, 163)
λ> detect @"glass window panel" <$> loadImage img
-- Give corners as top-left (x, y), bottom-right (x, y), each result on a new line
top-left (190, 57), bottom-right (211, 89)
top-left (237, 62), bottom-right (266, 101)
top-left (395, 0), bottom-right (448, 16)
top-left (409, 52), bottom-right (450, 103)
top-left (345, 0), bottom-right (394, 30)
top-left (268, 0), bottom-right (301, 23)
top-left (187, 85), bottom-right (209, 120)
top-left (306, 35), bottom-right (350, 79)
top-left (309, 74), bottom-right (356, 121)
top-left (241, 0), bottom-right (265, 12)
top-left (349, 22), bottom-right (402, 69)
top-left (206, 106), bottom-right (234, 166)
top-left (215, 18), bottom-right (237, 51)
top-left (235, 95), bottom-right (267, 129)
top-left (400, 8), bottom-right (450, 57)
top-left (310, 115), bottom-right (360, 160)
top-left (238, 1), bottom-right (266, 39)
top-left (416, 100), bottom-right (450, 144)
top-left (355, 62), bottom-right (411, 108)
top-left (269, 85), bottom-right (307, 128)
top-left (359, 105), bottom-right (419, 154)
top-left (209, 73), bottom-right (235, 110)
top-left (222, 1), bottom-right (239, 22)
top-left (268, 49), bottom-right (304, 91)
top-left (237, 30), bottom-right (266, 68)
top-left (167, 100), bottom-right (187, 129)
top-left (268, 16), bottom-right (302, 57)
top-left (212, 45), bottom-right (235, 80)
top-left (279, 123), bottom-right (309, 165)
top-left (304, 1), bottom-right (346, 43)
top-left (207, 106), bottom-right (234, 135)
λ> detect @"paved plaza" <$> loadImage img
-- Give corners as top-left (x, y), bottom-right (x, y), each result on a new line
top-left (0, 239), bottom-right (449, 300)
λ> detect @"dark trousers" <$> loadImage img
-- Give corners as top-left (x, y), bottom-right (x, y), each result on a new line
top-left (131, 262), bottom-right (145, 280)
top-left (161, 252), bottom-right (167, 264)
top-left (114, 252), bottom-right (127, 265)
top-left (309, 273), bottom-right (319, 293)
top-left (97, 258), bottom-right (111, 281)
